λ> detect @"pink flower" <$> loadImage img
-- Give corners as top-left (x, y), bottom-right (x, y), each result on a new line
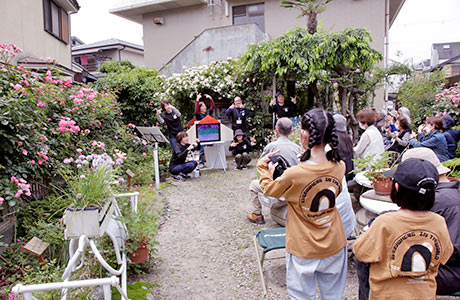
top-left (84, 129), bottom-right (90, 134)
top-left (41, 134), bottom-right (48, 141)
top-left (22, 149), bottom-right (28, 155)
top-left (0, 197), bottom-right (4, 204)
top-left (15, 190), bottom-right (23, 198)
top-left (38, 160), bottom-right (43, 165)
top-left (142, 152), bottom-right (147, 156)
top-left (18, 141), bottom-right (23, 146)
top-left (13, 84), bottom-right (22, 90)
top-left (30, 160), bottom-right (35, 165)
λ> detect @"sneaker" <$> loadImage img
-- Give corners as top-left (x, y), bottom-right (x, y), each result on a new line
top-left (242, 166), bottom-right (248, 169)
top-left (173, 175), bottom-right (185, 181)
top-left (247, 213), bottom-right (265, 224)
top-left (234, 166), bottom-right (242, 170)
top-left (198, 163), bottom-right (205, 169)
top-left (181, 173), bottom-right (191, 179)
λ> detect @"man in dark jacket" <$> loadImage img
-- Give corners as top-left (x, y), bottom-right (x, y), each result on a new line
top-left (269, 92), bottom-right (297, 122)
top-left (225, 96), bottom-right (249, 134)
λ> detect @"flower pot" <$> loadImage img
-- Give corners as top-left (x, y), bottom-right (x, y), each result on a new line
top-left (64, 198), bottom-right (115, 239)
top-left (372, 177), bottom-right (393, 196)
top-left (128, 241), bottom-right (149, 263)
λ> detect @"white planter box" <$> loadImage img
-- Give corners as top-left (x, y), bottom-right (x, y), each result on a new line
top-left (64, 198), bottom-right (115, 239)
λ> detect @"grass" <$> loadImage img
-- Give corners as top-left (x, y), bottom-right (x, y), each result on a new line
top-left (111, 282), bottom-right (156, 300)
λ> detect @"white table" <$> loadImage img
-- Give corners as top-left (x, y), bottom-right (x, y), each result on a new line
top-left (355, 171), bottom-right (373, 188)
top-left (360, 190), bottom-right (399, 215)
top-left (203, 141), bottom-right (227, 172)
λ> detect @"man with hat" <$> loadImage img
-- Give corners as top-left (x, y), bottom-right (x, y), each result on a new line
top-left (269, 92), bottom-right (297, 121)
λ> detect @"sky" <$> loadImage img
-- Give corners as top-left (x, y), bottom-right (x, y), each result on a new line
top-left (71, 0), bottom-right (460, 64)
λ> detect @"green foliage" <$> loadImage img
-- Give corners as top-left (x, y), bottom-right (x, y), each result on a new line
top-left (111, 282), bottom-right (156, 300)
top-left (397, 71), bottom-right (445, 126)
top-left (280, 0), bottom-right (332, 17)
top-left (443, 158), bottom-right (460, 178)
top-left (96, 61), bottom-right (165, 127)
top-left (352, 152), bottom-right (394, 181)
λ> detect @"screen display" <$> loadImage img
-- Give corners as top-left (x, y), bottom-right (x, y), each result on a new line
top-left (196, 123), bottom-right (220, 142)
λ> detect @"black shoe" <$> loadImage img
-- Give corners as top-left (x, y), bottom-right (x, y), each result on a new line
top-left (181, 173), bottom-right (191, 179)
top-left (173, 175), bottom-right (185, 181)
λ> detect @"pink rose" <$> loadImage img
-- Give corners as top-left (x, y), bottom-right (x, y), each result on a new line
top-left (22, 149), bottom-right (28, 155)
top-left (15, 190), bottom-right (23, 198)
top-left (18, 141), bottom-right (23, 146)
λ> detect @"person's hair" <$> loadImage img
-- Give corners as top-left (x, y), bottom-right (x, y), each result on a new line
top-left (390, 181), bottom-right (435, 211)
top-left (276, 118), bottom-right (293, 136)
top-left (175, 131), bottom-right (187, 142)
top-left (356, 109), bottom-right (375, 126)
top-left (336, 131), bottom-right (353, 162)
top-left (198, 101), bottom-right (206, 111)
top-left (300, 109), bottom-right (341, 162)
top-left (397, 116), bottom-right (409, 130)
top-left (426, 116), bottom-right (443, 130)
top-left (161, 100), bottom-right (170, 110)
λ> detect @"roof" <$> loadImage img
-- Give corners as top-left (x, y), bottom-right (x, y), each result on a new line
top-left (432, 42), bottom-right (460, 61)
top-left (72, 38), bottom-right (144, 54)
top-left (428, 53), bottom-right (460, 72)
top-left (55, 0), bottom-right (80, 12)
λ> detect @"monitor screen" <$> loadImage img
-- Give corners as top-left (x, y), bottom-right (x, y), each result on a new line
top-left (196, 123), bottom-right (220, 143)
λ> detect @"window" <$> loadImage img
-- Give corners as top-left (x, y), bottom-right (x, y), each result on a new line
top-left (43, 0), bottom-right (70, 44)
top-left (232, 3), bottom-right (265, 32)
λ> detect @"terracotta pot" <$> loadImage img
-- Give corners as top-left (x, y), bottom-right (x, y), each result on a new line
top-left (373, 177), bottom-right (393, 196)
top-left (448, 177), bottom-right (459, 181)
top-left (128, 241), bottom-right (149, 263)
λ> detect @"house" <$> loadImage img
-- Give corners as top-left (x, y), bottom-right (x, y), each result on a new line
top-left (71, 38), bottom-right (144, 77)
top-left (110, 0), bottom-right (405, 75)
top-left (0, 0), bottom-right (80, 76)
top-left (428, 42), bottom-right (460, 86)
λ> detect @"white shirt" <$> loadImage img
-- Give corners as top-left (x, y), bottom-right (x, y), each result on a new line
top-left (353, 125), bottom-right (384, 161)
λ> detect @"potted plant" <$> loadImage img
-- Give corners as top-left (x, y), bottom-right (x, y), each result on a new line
top-left (442, 158), bottom-right (460, 181)
top-left (117, 211), bottom-right (158, 264)
top-left (61, 153), bottom-right (117, 239)
top-left (353, 152), bottom-right (394, 196)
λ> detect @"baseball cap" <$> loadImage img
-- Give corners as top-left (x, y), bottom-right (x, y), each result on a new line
top-left (401, 147), bottom-right (450, 175)
top-left (384, 158), bottom-right (439, 194)
top-left (275, 92), bottom-right (284, 98)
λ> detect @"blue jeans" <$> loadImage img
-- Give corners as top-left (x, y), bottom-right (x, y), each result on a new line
top-left (170, 161), bottom-right (197, 175)
top-left (169, 137), bottom-right (178, 152)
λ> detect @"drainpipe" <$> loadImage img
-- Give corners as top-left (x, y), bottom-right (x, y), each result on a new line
top-left (384, 0), bottom-right (390, 108)
top-left (118, 45), bottom-right (126, 61)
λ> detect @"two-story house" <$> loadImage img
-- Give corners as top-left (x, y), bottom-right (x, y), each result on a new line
top-left (0, 0), bottom-right (80, 75)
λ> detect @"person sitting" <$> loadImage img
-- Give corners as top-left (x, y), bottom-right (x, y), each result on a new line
top-left (269, 92), bottom-right (297, 122)
top-left (334, 113), bottom-right (354, 181)
top-left (402, 147), bottom-right (460, 295)
top-left (195, 93), bottom-right (215, 121)
top-left (353, 157), bottom-right (453, 300)
top-left (398, 107), bottom-right (412, 125)
top-left (225, 96), bottom-right (249, 134)
top-left (354, 109), bottom-right (385, 161)
top-left (169, 131), bottom-right (200, 181)
top-left (156, 100), bottom-right (183, 151)
top-left (247, 118), bottom-right (300, 224)
top-left (441, 114), bottom-right (459, 159)
top-left (409, 116), bottom-right (449, 162)
top-left (385, 111), bottom-right (398, 133)
top-left (229, 129), bottom-right (255, 170)
top-left (388, 116), bottom-right (412, 153)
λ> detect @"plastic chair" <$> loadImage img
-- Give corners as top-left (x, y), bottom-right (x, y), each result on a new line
top-left (253, 227), bottom-right (286, 295)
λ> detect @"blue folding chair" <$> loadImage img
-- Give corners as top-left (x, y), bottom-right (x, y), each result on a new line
top-left (253, 227), bottom-right (286, 295)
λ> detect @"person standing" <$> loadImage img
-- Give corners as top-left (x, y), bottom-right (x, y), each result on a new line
top-left (156, 100), bottom-right (183, 151)
top-left (269, 92), bottom-right (297, 121)
top-left (195, 93), bottom-right (215, 121)
top-left (225, 96), bottom-right (249, 134)
top-left (258, 109), bottom-right (348, 299)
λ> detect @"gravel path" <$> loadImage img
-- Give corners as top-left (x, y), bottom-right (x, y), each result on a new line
top-left (146, 158), bottom-right (456, 300)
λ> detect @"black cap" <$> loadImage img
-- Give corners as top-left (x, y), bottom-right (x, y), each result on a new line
top-left (384, 158), bottom-right (439, 194)
top-left (275, 92), bottom-right (284, 98)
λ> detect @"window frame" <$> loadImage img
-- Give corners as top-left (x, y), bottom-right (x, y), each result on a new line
top-left (232, 2), bottom-right (265, 32)
top-left (43, 0), bottom-right (70, 44)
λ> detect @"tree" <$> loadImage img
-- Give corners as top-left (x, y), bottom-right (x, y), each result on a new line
top-left (280, 0), bottom-right (333, 34)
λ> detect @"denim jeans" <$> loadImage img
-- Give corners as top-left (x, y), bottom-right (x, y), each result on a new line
top-left (170, 161), bottom-right (197, 175)
top-left (355, 257), bottom-right (370, 300)
top-left (169, 137), bottom-right (178, 152)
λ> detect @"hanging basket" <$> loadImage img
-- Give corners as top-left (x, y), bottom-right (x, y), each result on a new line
top-left (64, 198), bottom-right (115, 239)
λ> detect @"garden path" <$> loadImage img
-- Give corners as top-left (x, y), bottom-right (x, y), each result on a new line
top-left (146, 158), bottom-right (459, 300)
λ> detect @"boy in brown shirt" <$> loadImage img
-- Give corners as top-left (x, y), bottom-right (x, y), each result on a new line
top-left (353, 158), bottom-right (453, 300)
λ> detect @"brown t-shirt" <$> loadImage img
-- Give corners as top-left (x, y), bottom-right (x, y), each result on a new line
top-left (353, 212), bottom-right (454, 300)
top-left (258, 160), bottom-right (346, 259)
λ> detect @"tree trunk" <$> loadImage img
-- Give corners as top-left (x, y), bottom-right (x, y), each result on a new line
top-left (308, 79), bottom-right (322, 108)
top-left (347, 92), bottom-right (360, 144)
top-left (307, 12), bottom-right (318, 34)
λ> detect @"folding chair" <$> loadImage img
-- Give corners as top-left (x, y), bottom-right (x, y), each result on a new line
top-left (253, 227), bottom-right (286, 295)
